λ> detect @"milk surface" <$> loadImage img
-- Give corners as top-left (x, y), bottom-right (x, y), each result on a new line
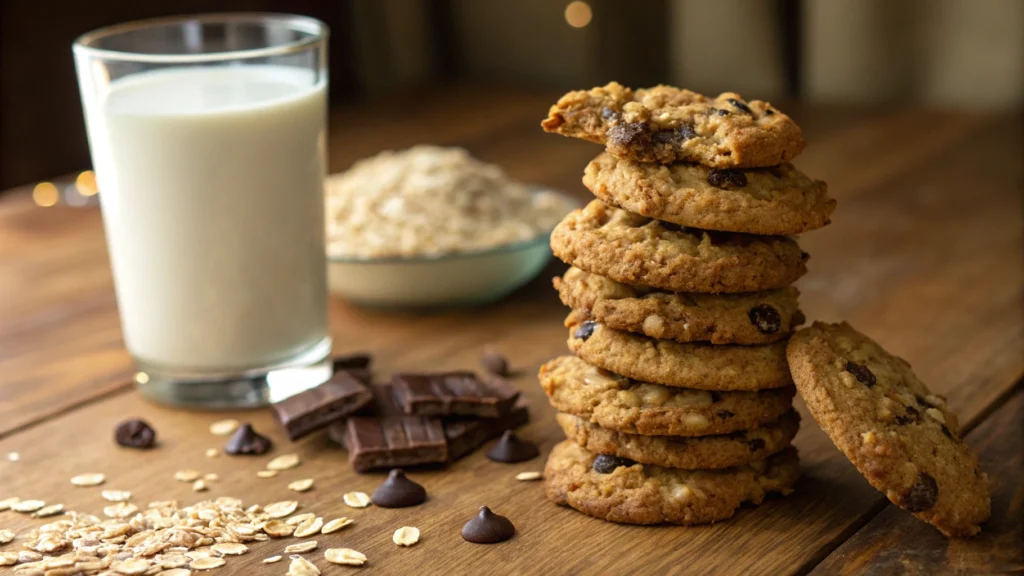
top-left (85, 65), bottom-right (329, 372)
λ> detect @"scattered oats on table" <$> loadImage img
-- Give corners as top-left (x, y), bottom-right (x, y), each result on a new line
top-left (288, 478), bottom-right (314, 492)
top-left (70, 472), bottom-right (106, 487)
top-left (0, 497), bottom-right (20, 511)
top-left (284, 540), bottom-right (318, 554)
top-left (103, 501), bottom-right (139, 518)
top-left (288, 554), bottom-right (321, 576)
top-left (32, 503), bottom-right (64, 518)
top-left (191, 556), bottom-right (227, 570)
top-left (515, 471), bottom-right (543, 481)
top-left (10, 499), bottom-right (45, 513)
top-left (206, 447), bottom-right (220, 458)
top-left (343, 491), bottom-right (371, 508)
top-left (321, 517), bottom-right (354, 534)
top-left (286, 512), bottom-right (315, 526)
top-left (192, 479), bottom-right (208, 492)
top-left (393, 526), bottom-right (420, 546)
top-left (267, 453), bottom-right (301, 471)
top-left (208, 418), bottom-right (240, 436)
top-left (293, 517), bottom-right (324, 538)
top-left (325, 548), bottom-right (367, 566)
top-left (0, 529), bottom-right (14, 544)
top-left (262, 519), bottom-right (295, 538)
top-left (203, 472), bottom-right (219, 482)
top-left (257, 469), bottom-right (279, 478)
top-left (263, 554), bottom-right (283, 563)
top-left (264, 500), bottom-right (299, 518)
top-left (5, 452), bottom-right (19, 462)
top-left (101, 489), bottom-right (131, 502)
top-left (174, 469), bottom-right (201, 482)
top-left (211, 542), bottom-right (248, 555)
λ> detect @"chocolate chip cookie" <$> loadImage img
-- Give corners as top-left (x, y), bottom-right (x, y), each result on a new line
top-left (555, 267), bottom-right (804, 345)
top-left (541, 82), bottom-right (805, 167)
top-left (567, 320), bottom-right (793, 391)
top-left (545, 441), bottom-right (800, 525)
top-left (550, 200), bottom-right (808, 294)
top-left (787, 322), bottom-right (990, 537)
top-left (583, 152), bottom-right (835, 235)
top-left (539, 356), bottom-right (795, 436)
top-left (556, 410), bottom-right (800, 470)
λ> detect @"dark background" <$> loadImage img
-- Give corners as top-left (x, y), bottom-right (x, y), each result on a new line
top-left (1, 0), bottom-right (1021, 190)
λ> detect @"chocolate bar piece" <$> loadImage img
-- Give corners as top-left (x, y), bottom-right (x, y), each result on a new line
top-left (391, 372), bottom-right (520, 417)
top-left (333, 353), bottom-right (372, 371)
top-left (444, 398), bottom-right (530, 461)
top-left (330, 384), bottom-right (447, 472)
top-left (271, 372), bottom-right (373, 440)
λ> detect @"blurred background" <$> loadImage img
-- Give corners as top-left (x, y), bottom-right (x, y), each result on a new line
top-left (1, 0), bottom-right (1021, 191)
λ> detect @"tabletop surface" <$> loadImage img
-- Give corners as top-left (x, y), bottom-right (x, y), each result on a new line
top-left (0, 89), bottom-right (1021, 576)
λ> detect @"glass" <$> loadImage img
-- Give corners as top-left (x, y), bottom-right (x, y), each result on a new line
top-left (74, 14), bottom-right (332, 408)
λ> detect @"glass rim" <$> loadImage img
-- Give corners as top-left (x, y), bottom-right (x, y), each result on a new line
top-left (72, 12), bottom-right (327, 64)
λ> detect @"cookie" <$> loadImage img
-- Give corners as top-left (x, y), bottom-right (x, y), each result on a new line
top-left (787, 322), bottom-right (990, 537)
top-left (539, 356), bottom-right (795, 437)
top-left (554, 267), bottom-right (804, 345)
top-left (583, 152), bottom-right (835, 235)
top-left (550, 200), bottom-right (808, 294)
top-left (544, 441), bottom-right (800, 525)
top-left (567, 320), bottom-right (793, 391)
top-left (556, 410), bottom-right (800, 470)
top-left (541, 82), bottom-right (805, 167)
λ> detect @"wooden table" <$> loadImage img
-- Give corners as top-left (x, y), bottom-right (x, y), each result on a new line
top-left (1, 89), bottom-right (1021, 575)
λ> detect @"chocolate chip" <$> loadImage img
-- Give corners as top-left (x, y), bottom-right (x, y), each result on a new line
top-left (481, 350), bottom-right (510, 377)
top-left (906, 406), bottom-right (920, 419)
top-left (486, 430), bottom-right (539, 463)
top-left (748, 438), bottom-right (766, 452)
top-left (461, 506), bottom-right (515, 544)
top-left (574, 321), bottom-right (597, 341)
top-left (845, 361), bottom-right (876, 387)
top-left (592, 454), bottom-right (635, 473)
top-left (748, 305), bottom-right (782, 334)
top-left (707, 169), bottom-right (748, 190)
top-left (712, 108), bottom-right (730, 116)
top-left (900, 472), bottom-right (938, 512)
top-left (114, 419), bottom-right (156, 449)
top-left (371, 469), bottom-right (427, 508)
top-left (224, 423), bottom-right (272, 456)
top-left (607, 122), bottom-right (651, 149)
top-left (765, 108), bottom-right (776, 115)
top-left (894, 414), bottom-right (914, 425)
top-left (716, 410), bottom-right (735, 419)
top-left (709, 391), bottom-right (722, 403)
top-left (727, 98), bottom-right (752, 114)
top-left (678, 123), bottom-right (698, 140)
top-left (601, 107), bottom-right (620, 122)
top-left (941, 425), bottom-right (955, 439)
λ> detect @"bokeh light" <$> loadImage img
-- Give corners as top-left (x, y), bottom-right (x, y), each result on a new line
top-left (565, 1), bottom-right (592, 28)
top-left (75, 170), bottom-right (98, 196)
top-left (32, 182), bottom-right (59, 207)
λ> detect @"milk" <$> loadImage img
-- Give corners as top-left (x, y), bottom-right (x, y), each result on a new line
top-left (83, 65), bottom-right (329, 373)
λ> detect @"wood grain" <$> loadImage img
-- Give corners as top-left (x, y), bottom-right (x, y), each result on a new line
top-left (812, 388), bottom-right (1024, 575)
top-left (0, 92), bottom-right (1020, 574)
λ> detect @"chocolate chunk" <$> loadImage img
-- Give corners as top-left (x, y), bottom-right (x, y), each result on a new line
top-left (600, 106), bottom-right (620, 122)
top-left (224, 423), bottom-right (272, 455)
top-left (716, 409), bottom-right (736, 419)
top-left (707, 169), bottom-right (748, 190)
top-left (445, 399), bottom-right (530, 461)
top-left (941, 425), bottom-right (955, 439)
top-left (573, 320), bottom-right (597, 341)
top-left (332, 384), bottom-right (447, 472)
top-left (333, 353), bottom-right (372, 371)
top-left (678, 123), bottom-right (698, 140)
top-left (900, 472), bottom-right (938, 512)
top-left (461, 506), bottom-right (515, 544)
top-left (591, 454), bottom-right (636, 474)
top-left (392, 372), bottom-right (519, 418)
top-left (765, 108), bottom-right (776, 115)
top-left (486, 430), bottom-right (539, 463)
top-left (271, 372), bottom-right (373, 440)
top-left (712, 108), bottom-right (730, 116)
top-left (748, 438), bottom-right (766, 452)
top-left (845, 361), bottom-right (877, 387)
top-left (748, 304), bottom-right (782, 334)
top-left (371, 469), bottom-right (427, 508)
top-left (710, 391), bottom-right (722, 403)
top-left (114, 419), bottom-right (156, 449)
top-left (607, 122), bottom-right (651, 149)
top-left (727, 98), bottom-right (752, 114)
top-left (481, 350), bottom-right (510, 377)
top-left (894, 414), bottom-right (914, 426)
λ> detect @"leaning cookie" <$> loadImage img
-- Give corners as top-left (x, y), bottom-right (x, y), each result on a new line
top-left (583, 152), bottom-right (835, 235)
top-left (556, 410), bottom-right (800, 470)
top-left (539, 356), bottom-right (795, 437)
top-left (568, 320), bottom-right (793, 391)
top-left (544, 441), bottom-right (800, 525)
top-left (541, 82), bottom-right (805, 167)
top-left (555, 267), bottom-right (804, 345)
top-left (787, 322), bottom-right (990, 537)
top-left (550, 200), bottom-right (808, 294)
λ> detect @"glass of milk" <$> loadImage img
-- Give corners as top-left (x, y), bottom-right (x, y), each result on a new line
top-left (73, 14), bottom-right (332, 408)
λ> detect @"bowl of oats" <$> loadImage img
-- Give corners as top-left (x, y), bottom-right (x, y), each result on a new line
top-left (325, 146), bottom-right (577, 307)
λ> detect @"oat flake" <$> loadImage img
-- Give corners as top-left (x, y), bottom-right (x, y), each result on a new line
top-left (293, 517), bottom-right (323, 538)
top-left (174, 469), bottom-right (201, 482)
top-left (515, 471), bottom-right (543, 481)
top-left (208, 419), bottom-right (240, 436)
top-left (264, 554), bottom-right (283, 563)
top-left (191, 556), bottom-right (227, 570)
top-left (101, 490), bottom-right (132, 502)
top-left (287, 554), bottom-right (321, 576)
top-left (288, 478), bottom-right (314, 493)
top-left (211, 542), bottom-right (248, 555)
top-left (256, 470), bottom-right (278, 479)
top-left (284, 540), bottom-right (318, 554)
top-left (267, 453), bottom-right (301, 471)
top-left (70, 472), bottom-right (106, 487)
top-left (320, 517), bottom-right (354, 534)
top-left (342, 492), bottom-right (370, 508)
top-left (264, 500), bottom-right (299, 518)
top-left (10, 499), bottom-right (45, 513)
top-left (0, 529), bottom-right (14, 544)
top-left (393, 526), bottom-right (420, 546)
top-left (32, 504), bottom-right (64, 518)
top-left (325, 548), bottom-right (367, 566)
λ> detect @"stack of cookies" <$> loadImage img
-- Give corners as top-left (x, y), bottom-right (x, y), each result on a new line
top-left (536, 83), bottom-right (836, 525)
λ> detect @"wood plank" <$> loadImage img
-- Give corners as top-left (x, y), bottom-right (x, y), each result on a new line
top-left (811, 387), bottom-right (1024, 575)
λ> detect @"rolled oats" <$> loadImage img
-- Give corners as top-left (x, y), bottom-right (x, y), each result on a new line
top-left (287, 479), bottom-right (314, 493)
top-left (319, 517), bottom-right (353, 534)
top-left (0, 552), bottom-right (17, 565)
top-left (190, 556), bottom-right (226, 570)
top-left (285, 513), bottom-right (315, 526)
top-left (256, 470), bottom-right (278, 479)
top-left (208, 419), bottom-right (240, 436)
top-left (33, 504), bottom-right (65, 518)
top-left (205, 448), bottom-right (220, 458)
top-left (342, 492), bottom-right (370, 508)
top-left (10, 499), bottom-right (45, 513)
top-left (5, 452), bottom-right (19, 462)
top-left (515, 471), bottom-right (542, 481)
top-left (261, 520), bottom-right (294, 538)
top-left (203, 473), bottom-right (219, 482)
top-left (70, 473), bottom-right (106, 487)
top-left (113, 558), bottom-right (150, 574)
top-left (263, 501), bottom-right (298, 519)
top-left (0, 497), bottom-right (19, 511)
top-left (210, 543), bottom-right (247, 556)
top-left (283, 541), bottom-right (317, 554)
top-left (103, 502), bottom-right (139, 519)
top-left (101, 490), bottom-right (132, 503)
top-left (324, 548), bottom-right (366, 566)
top-left (174, 470), bottom-right (201, 483)
top-left (293, 518), bottom-right (323, 538)
top-left (192, 480), bottom-right (208, 492)
top-left (287, 555), bottom-right (320, 576)
top-left (263, 555), bottom-right (283, 563)
top-left (266, 454), bottom-right (300, 471)
top-left (393, 526), bottom-right (420, 546)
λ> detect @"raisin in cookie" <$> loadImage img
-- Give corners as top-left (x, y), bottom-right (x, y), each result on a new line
top-left (550, 200), bottom-right (808, 294)
top-left (545, 441), bottom-right (800, 525)
top-left (583, 152), bottom-right (835, 235)
top-left (539, 356), bottom-right (795, 437)
top-left (568, 319), bottom-right (793, 391)
top-left (541, 82), bottom-right (805, 167)
top-left (787, 322), bottom-right (990, 537)
top-left (556, 410), bottom-right (800, 470)
top-left (555, 267), bottom-right (804, 345)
